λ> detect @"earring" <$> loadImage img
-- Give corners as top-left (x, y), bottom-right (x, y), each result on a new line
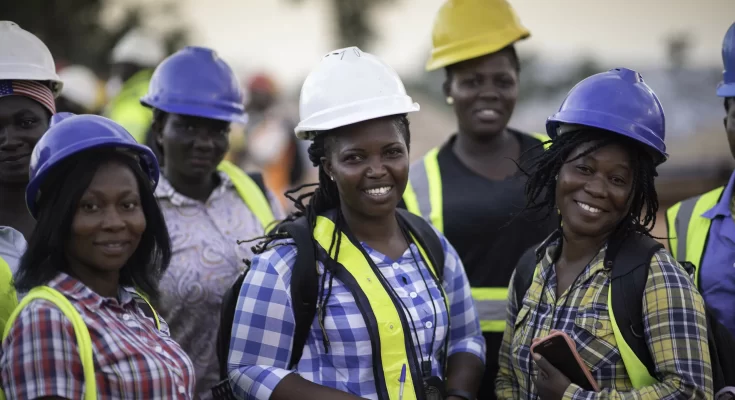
top-left (446, 96), bottom-right (454, 105)
top-left (555, 174), bottom-right (559, 181)
top-left (330, 175), bottom-right (335, 181)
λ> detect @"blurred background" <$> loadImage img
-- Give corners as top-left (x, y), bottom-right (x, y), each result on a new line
top-left (4, 0), bottom-right (734, 237)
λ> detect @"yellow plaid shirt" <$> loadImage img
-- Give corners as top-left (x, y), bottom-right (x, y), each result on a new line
top-left (496, 234), bottom-right (713, 399)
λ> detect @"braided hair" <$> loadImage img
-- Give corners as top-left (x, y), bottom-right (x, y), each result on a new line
top-left (524, 128), bottom-right (659, 246)
top-left (242, 114), bottom-right (411, 353)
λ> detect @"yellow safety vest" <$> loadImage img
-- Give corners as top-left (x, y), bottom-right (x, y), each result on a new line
top-left (0, 285), bottom-right (161, 400)
top-left (217, 160), bottom-right (277, 232)
top-left (402, 132), bottom-right (550, 332)
top-left (104, 70), bottom-right (155, 144)
top-left (313, 213), bottom-right (450, 400)
top-left (665, 186), bottom-right (724, 289)
top-left (0, 257), bottom-right (18, 335)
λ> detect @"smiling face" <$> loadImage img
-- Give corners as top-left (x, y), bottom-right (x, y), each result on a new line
top-left (66, 160), bottom-right (146, 277)
top-left (556, 141), bottom-right (634, 240)
top-left (444, 48), bottom-right (519, 140)
top-left (0, 96), bottom-right (50, 185)
top-left (322, 117), bottom-right (409, 220)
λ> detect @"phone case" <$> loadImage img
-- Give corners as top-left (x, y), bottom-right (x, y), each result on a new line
top-left (530, 329), bottom-right (600, 392)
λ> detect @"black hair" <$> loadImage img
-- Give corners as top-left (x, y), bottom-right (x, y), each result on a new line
top-left (726, 97), bottom-right (734, 113)
top-left (241, 114), bottom-right (410, 353)
top-left (523, 128), bottom-right (659, 243)
top-left (444, 44), bottom-right (521, 82)
top-left (14, 149), bottom-right (172, 300)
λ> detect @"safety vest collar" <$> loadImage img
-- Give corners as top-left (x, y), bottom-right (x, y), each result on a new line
top-left (702, 171), bottom-right (735, 219)
top-left (312, 210), bottom-right (447, 400)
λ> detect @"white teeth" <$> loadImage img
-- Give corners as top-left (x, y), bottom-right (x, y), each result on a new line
top-left (364, 186), bottom-right (392, 196)
top-left (578, 202), bottom-right (602, 214)
top-left (478, 109), bottom-right (499, 118)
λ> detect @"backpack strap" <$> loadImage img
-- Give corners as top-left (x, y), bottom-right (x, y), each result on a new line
top-left (278, 217), bottom-right (320, 370)
top-left (608, 233), bottom-right (663, 383)
top-left (513, 244), bottom-right (540, 310)
top-left (396, 208), bottom-right (445, 279)
top-left (217, 271), bottom-right (248, 380)
top-left (1, 286), bottom-right (97, 400)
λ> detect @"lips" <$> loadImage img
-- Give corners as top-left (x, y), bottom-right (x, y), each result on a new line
top-left (363, 186), bottom-right (393, 197)
top-left (0, 153), bottom-right (30, 163)
top-left (473, 108), bottom-right (503, 123)
top-left (93, 240), bottom-right (131, 256)
top-left (575, 200), bottom-right (608, 215)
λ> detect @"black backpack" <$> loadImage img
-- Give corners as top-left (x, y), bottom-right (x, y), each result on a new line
top-left (513, 233), bottom-right (735, 393)
top-left (211, 209), bottom-right (446, 399)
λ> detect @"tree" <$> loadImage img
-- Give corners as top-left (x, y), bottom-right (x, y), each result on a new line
top-left (2, 0), bottom-right (188, 77)
top-left (286, 0), bottom-right (398, 49)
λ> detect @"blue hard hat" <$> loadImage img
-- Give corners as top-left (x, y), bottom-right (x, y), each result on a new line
top-left (140, 46), bottom-right (247, 124)
top-left (26, 113), bottom-right (160, 218)
top-left (546, 68), bottom-right (667, 164)
top-left (717, 22), bottom-right (735, 98)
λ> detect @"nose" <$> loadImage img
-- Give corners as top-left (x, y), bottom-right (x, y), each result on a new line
top-left (366, 156), bottom-right (387, 178)
top-left (477, 82), bottom-right (500, 101)
top-left (101, 208), bottom-right (126, 231)
top-left (583, 175), bottom-right (607, 198)
top-left (192, 133), bottom-right (215, 151)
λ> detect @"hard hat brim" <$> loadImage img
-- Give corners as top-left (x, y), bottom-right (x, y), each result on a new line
top-left (0, 64), bottom-right (64, 96)
top-left (26, 138), bottom-right (159, 218)
top-left (716, 82), bottom-right (735, 97)
top-left (546, 110), bottom-right (668, 164)
top-left (425, 29), bottom-right (530, 72)
top-left (140, 98), bottom-right (248, 125)
top-left (294, 95), bottom-right (420, 140)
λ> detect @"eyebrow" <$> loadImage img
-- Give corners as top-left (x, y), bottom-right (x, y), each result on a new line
top-left (341, 141), bottom-right (403, 152)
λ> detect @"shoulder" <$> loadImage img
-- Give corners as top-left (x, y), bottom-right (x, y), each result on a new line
top-left (647, 248), bottom-right (698, 290)
top-left (667, 186), bottom-right (725, 214)
top-left (5, 298), bottom-right (75, 343)
top-left (248, 239), bottom-right (301, 280)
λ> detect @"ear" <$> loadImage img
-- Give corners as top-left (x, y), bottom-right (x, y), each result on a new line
top-left (321, 156), bottom-right (333, 180)
top-left (442, 78), bottom-right (452, 99)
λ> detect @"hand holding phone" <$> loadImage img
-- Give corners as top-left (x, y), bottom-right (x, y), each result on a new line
top-left (530, 330), bottom-right (600, 392)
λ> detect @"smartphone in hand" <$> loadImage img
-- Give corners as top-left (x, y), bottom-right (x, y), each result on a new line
top-left (530, 330), bottom-right (600, 392)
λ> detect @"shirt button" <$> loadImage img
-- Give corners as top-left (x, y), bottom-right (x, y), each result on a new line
top-left (425, 321), bottom-right (433, 329)
top-left (122, 314), bottom-right (131, 321)
top-left (178, 385), bottom-right (186, 394)
top-left (155, 345), bottom-right (163, 353)
top-left (392, 263), bottom-right (400, 270)
top-left (409, 292), bottom-right (418, 299)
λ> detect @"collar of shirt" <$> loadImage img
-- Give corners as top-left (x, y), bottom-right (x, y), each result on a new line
top-left (154, 171), bottom-right (235, 207)
top-left (702, 170), bottom-right (735, 219)
top-left (537, 234), bottom-right (609, 302)
top-left (49, 272), bottom-right (137, 313)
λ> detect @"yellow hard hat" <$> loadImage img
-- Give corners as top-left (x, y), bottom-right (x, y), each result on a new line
top-left (426, 0), bottom-right (531, 71)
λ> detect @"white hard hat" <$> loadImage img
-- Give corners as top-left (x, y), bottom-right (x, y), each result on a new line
top-left (0, 21), bottom-right (63, 96)
top-left (294, 46), bottom-right (420, 140)
top-left (111, 29), bottom-right (166, 67)
top-left (58, 65), bottom-right (100, 111)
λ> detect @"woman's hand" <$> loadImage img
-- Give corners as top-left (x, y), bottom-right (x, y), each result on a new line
top-left (532, 353), bottom-right (571, 400)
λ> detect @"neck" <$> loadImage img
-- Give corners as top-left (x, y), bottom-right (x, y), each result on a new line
top-left (340, 205), bottom-right (401, 245)
top-left (67, 266), bottom-right (120, 299)
top-left (558, 228), bottom-right (609, 269)
top-left (164, 166), bottom-right (218, 202)
top-left (454, 129), bottom-right (513, 159)
top-left (0, 183), bottom-right (35, 237)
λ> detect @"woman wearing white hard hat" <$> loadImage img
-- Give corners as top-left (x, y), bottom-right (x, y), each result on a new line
top-left (227, 47), bottom-right (485, 400)
top-left (0, 21), bottom-right (61, 316)
top-left (400, 2), bottom-right (558, 398)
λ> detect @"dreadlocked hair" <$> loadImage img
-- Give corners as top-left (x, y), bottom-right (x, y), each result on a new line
top-left (523, 128), bottom-right (660, 246)
top-left (239, 114), bottom-right (411, 353)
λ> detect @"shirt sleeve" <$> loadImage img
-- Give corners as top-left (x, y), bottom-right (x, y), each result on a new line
top-left (227, 243), bottom-right (298, 400)
top-left (495, 269), bottom-right (521, 399)
top-left (438, 231), bottom-right (486, 363)
top-left (0, 300), bottom-right (85, 399)
top-left (562, 249), bottom-right (713, 400)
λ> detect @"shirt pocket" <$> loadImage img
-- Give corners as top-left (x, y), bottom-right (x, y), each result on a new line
top-left (573, 304), bottom-right (622, 373)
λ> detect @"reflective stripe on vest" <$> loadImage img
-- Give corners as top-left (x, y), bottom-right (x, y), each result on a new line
top-left (402, 132), bottom-right (549, 333)
top-left (1, 286), bottom-right (97, 400)
top-left (607, 284), bottom-right (657, 389)
top-left (217, 160), bottom-right (276, 232)
top-left (313, 214), bottom-right (449, 400)
top-left (665, 186), bottom-right (724, 289)
top-left (0, 257), bottom-right (18, 335)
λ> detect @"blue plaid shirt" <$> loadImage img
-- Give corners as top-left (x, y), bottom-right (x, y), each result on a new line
top-left (227, 230), bottom-right (485, 400)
